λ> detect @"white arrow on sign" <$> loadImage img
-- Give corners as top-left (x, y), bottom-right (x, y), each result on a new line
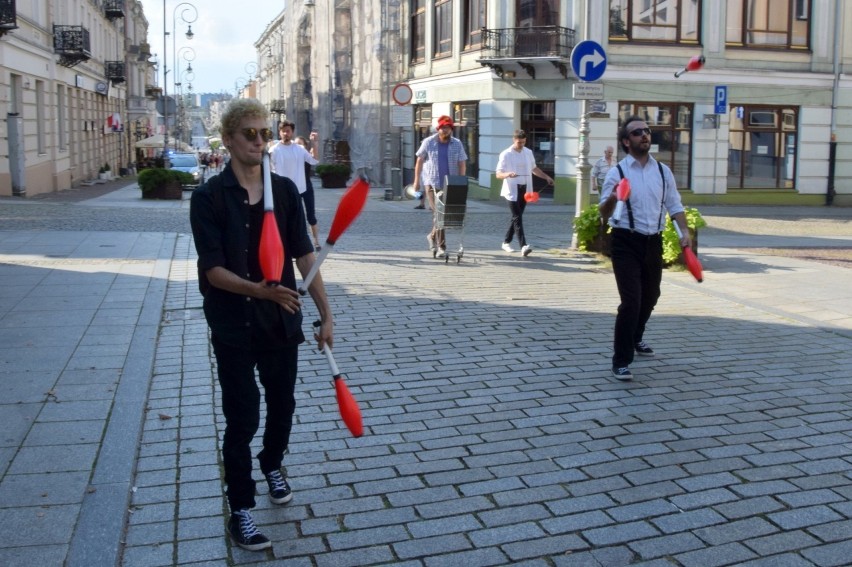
top-left (579, 49), bottom-right (605, 79)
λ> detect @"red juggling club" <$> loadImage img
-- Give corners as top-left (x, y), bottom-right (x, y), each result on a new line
top-left (313, 320), bottom-right (363, 437)
top-left (259, 153), bottom-right (284, 285)
top-left (673, 222), bottom-right (703, 283)
top-left (613, 177), bottom-right (631, 223)
top-left (674, 55), bottom-right (705, 78)
top-left (299, 176), bottom-right (370, 295)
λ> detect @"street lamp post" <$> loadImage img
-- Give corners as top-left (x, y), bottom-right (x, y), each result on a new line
top-left (174, 46), bottom-right (195, 150)
top-left (162, 1), bottom-right (197, 161)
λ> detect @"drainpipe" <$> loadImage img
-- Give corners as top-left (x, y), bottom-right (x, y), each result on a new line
top-left (826, 0), bottom-right (841, 206)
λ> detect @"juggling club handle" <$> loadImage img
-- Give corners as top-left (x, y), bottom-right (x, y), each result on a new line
top-left (299, 246), bottom-right (331, 296)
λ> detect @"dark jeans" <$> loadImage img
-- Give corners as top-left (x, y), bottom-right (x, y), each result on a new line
top-left (301, 186), bottom-right (317, 226)
top-left (211, 336), bottom-right (299, 511)
top-left (504, 189), bottom-right (527, 246)
top-left (610, 229), bottom-right (663, 368)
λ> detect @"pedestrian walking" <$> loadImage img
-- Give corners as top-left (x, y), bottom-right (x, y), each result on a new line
top-left (412, 115), bottom-right (467, 258)
top-left (270, 122), bottom-right (322, 251)
top-left (599, 116), bottom-right (690, 381)
top-left (189, 99), bottom-right (334, 551)
top-left (591, 145), bottom-right (615, 194)
top-left (495, 129), bottom-right (554, 256)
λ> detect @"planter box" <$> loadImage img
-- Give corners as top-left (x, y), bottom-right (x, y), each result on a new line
top-left (319, 173), bottom-right (349, 189)
top-left (142, 181), bottom-right (183, 200)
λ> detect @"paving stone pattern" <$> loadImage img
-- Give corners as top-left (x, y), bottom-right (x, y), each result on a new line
top-left (1, 181), bottom-right (850, 566)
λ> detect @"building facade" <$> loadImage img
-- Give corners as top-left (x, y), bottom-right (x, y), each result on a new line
top-left (0, 0), bottom-right (157, 197)
top-left (255, 0), bottom-right (406, 184)
top-left (255, 0), bottom-right (851, 206)
top-left (405, 0), bottom-right (851, 205)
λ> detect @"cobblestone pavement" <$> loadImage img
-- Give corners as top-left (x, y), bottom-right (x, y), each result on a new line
top-left (1, 179), bottom-right (851, 566)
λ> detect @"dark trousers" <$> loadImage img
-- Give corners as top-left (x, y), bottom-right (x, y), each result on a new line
top-left (504, 189), bottom-right (527, 246)
top-left (211, 336), bottom-right (299, 511)
top-left (610, 229), bottom-right (663, 368)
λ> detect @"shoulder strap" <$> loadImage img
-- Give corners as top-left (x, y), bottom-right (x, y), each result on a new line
top-left (615, 165), bottom-right (636, 231)
top-left (656, 161), bottom-right (666, 232)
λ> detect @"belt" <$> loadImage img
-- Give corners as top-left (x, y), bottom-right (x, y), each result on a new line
top-left (611, 228), bottom-right (661, 238)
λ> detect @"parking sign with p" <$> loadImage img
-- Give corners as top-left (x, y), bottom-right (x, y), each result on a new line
top-left (715, 86), bottom-right (727, 115)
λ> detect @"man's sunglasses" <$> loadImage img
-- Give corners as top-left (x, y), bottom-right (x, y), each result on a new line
top-left (629, 127), bottom-right (651, 137)
top-left (240, 127), bottom-right (274, 142)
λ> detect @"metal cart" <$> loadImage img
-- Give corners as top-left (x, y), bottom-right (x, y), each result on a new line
top-left (433, 175), bottom-right (469, 263)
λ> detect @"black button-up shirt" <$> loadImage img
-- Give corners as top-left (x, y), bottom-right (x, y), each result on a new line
top-left (190, 163), bottom-right (313, 348)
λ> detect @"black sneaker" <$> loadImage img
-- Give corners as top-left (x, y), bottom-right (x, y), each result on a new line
top-left (265, 468), bottom-right (293, 504)
top-left (228, 509), bottom-right (271, 551)
top-left (635, 341), bottom-right (655, 357)
top-left (612, 366), bottom-right (633, 381)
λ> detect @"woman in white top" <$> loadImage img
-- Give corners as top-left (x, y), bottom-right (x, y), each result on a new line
top-left (495, 129), bottom-right (554, 256)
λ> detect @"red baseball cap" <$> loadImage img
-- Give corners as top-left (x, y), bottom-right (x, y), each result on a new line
top-left (437, 115), bottom-right (454, 129)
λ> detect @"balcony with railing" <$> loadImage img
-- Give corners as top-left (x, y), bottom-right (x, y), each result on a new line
top-left (54, 25), bottom-right (91, 67)
top-left (105, 61), bottom-right (126, 84)
top-left (269, 99), bottom-right (287, 113)
top-left (104, 0), bottom-right (125, 21)
top-left (0, 0), bottom-right (18, 37)
top-left (478, 26), bottom-right (576, 79)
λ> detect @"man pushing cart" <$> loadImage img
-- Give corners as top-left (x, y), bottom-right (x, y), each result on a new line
top-left (411, 115), bottom-right (468, 260)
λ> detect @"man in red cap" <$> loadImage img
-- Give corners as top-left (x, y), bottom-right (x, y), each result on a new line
top-left (412, 115), bottom-right (468, 257)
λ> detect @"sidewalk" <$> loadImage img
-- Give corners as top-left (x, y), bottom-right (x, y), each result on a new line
top-left (1, 182), bottom-right (850, 566)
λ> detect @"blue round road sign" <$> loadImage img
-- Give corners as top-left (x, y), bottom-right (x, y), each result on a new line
top-left (571, 40), bottom-right (607, 82)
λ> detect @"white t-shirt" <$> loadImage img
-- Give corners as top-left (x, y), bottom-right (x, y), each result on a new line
top-left (269, 142), bottom-right (319, 194)
top-left (496, 146), bottom-right (536, 201)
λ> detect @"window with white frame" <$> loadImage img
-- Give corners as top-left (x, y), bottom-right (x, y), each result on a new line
top-left (609, 0), bottom-right (701, 44)
top-left (726, 0), bottom-right (810, 49)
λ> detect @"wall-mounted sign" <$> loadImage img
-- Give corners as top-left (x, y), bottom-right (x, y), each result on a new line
top-left (414, 90), bottom-right (427, 103)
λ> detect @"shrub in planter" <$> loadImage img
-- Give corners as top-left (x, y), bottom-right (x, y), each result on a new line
top-left (138, 167), bottom-right (193, 199)
top-left (573, 204), bottom-right (611, 254)
top-left (574, 204), bottom-right (706, 264)
top-left (314, 163), bottom-right (351, 188)
top-left (662, 206), bottom-right (706, 266)
top-left (98, 162), bottom-right (112, 180)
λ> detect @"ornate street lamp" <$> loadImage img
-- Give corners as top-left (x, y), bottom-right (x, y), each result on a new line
top-left (162, 1), bottom-right (197, 162)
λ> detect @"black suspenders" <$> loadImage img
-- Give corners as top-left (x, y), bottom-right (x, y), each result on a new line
top-left (614, 161), bottom-right (667, 233)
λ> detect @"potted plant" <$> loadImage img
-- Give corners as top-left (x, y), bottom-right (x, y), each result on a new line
top-left (315, 163), bottom-right (351, 188)
top-left (662, 207), bottom-right (706, 266)
top-left (573, 203), bottom-right (611, 255)
top-left (573, 204), bottom-right (706, 267)
top-left (138, 167), bottom-right (193, 199)
top-left (98, 162), bottom-right (112, 180)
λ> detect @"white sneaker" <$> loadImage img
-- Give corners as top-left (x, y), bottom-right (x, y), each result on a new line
top-left (521, 245), bottom-right (532, 256)
top-left (437, 247), bottom-right (446, 257)
top-left (501, 242), bottom-right (515, 253)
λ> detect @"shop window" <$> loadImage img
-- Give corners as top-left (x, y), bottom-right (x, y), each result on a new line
top-left (728, 106), bottom-right (798, 189)
top-left (618, 102), bottom-right (694, 190)
top-left (452, 101), bottom-right (479, 179)
top-left (520, 100), bottom-right (555, 195)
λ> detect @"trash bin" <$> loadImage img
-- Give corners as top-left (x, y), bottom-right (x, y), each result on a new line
top-left (391, 167), bottom-right (402, 199)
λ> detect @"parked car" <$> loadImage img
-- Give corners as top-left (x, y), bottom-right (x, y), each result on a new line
top-left (168, 153), bottom-right (201, 187)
